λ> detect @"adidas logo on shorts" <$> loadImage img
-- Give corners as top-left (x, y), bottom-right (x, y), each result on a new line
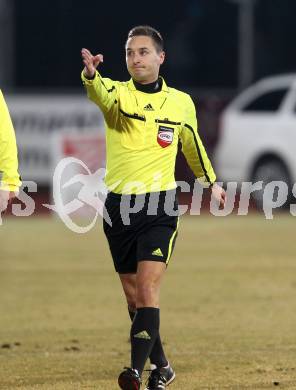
top-left (152, 248), bottom-right (163, 257)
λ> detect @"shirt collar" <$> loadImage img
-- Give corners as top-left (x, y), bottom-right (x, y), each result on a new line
top-left (127, 76), bottom-right (169, 93)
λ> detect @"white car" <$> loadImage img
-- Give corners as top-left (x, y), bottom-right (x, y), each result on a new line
top-left (214, 74), bottom-right (296, 206)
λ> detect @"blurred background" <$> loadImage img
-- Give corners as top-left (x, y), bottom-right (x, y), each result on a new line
top-left (1, 0), bottom-right (296, 211)
top-left (3, 0), bottom-right (296, 89)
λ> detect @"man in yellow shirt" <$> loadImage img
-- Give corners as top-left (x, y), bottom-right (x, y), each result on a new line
top-left (0, 90), bottom-right (21, 217)
top-left (81, 25), bottom-right (226, 390)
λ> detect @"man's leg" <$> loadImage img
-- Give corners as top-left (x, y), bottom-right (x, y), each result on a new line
top-left (126, 260), bottom-right (165, 376)
top-left (119, 273), bottom-right (168, 368)
top-left (119, 273), bottom-right (137, 313)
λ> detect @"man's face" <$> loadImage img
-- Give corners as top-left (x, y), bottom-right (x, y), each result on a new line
top-left (125, 35), bottom-right (165, 84)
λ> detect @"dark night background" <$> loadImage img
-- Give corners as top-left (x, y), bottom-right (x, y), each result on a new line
top-left (13, 0), bottom-right (296, 90)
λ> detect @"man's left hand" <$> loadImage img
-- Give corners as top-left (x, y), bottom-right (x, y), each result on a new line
top-left (0, 190), bottom-right (16, 214)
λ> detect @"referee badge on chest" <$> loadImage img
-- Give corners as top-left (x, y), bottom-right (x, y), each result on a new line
top-left (157, 125), bottom-right (174, 148)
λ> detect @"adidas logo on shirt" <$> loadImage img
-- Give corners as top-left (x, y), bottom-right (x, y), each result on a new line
top-left (144, 103), bottom-right (154, 111)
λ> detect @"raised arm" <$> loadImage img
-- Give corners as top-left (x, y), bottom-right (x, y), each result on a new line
top-left (81, 48), bottom-right (118, 116)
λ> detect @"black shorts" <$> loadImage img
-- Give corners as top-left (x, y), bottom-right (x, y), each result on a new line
top-left (103, 190), bottom-right (179, 274)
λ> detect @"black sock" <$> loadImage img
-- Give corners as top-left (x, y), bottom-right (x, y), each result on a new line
top-left (130, 307), bottom-right (160, 376)
top-left (128, 307), bottom-right (168, 368)
top-left (149, 334), bottom-right (168, 368)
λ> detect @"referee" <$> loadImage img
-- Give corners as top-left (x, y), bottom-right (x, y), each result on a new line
top-left (0, 90), bottom-right (21, 217)
top-left (81, 26), bottom-right (226, 390)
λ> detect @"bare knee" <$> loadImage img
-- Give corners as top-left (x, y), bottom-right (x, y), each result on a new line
top-left (123, 288), bottom-right (137, 311)
top-left (119, 274), bottom-right (137, 311)
top-left (136, 282), bottom-right (159, 308)
top-left (136, 261), bottom-right (166, 308)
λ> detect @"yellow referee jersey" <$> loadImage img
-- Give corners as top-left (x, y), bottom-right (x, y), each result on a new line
top-left (0, 90), bottom-right (21, 191)
top-left (81, 71), bottom-right (216, 194)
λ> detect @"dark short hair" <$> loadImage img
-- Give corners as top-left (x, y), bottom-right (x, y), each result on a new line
top-left (126, 25), bottom-right (164, 52)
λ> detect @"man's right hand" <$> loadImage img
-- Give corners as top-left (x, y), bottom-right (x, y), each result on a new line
top-left (81, 48), bottom-right (103, 79)
top-left (0, 190), bottom-right (16, 224)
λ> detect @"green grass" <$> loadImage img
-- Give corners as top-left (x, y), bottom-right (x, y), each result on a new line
top-left (1, 214), bottom-right (296, 389)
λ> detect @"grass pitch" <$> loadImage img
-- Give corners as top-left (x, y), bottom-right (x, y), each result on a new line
top-left (1, 214), bottom-right (296, 389)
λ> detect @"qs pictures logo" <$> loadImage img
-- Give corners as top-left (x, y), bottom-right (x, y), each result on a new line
top-left (44, 157), bottom-right (117, 233)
